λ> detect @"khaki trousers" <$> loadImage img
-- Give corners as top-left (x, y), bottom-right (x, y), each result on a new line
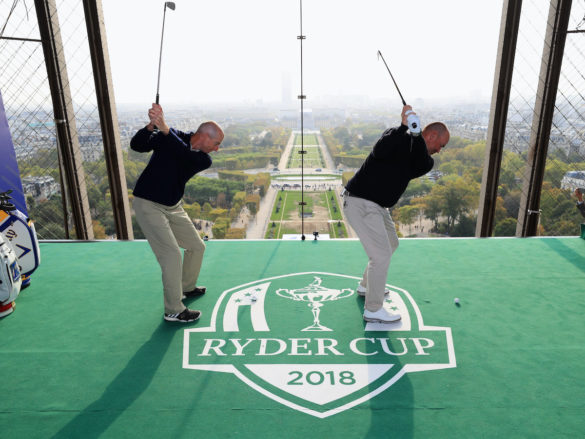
top-left (342, 193), bottom-right (399, 312)
top-left (133, 196), bottom-right (206, 314)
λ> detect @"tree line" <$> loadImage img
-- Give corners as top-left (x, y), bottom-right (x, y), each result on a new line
top-left (334, 122), bottom-right (584, 236)
top-left (20, 122), bottom-right (282, 239)
top-left (18, 120), bottom-right (583, 239)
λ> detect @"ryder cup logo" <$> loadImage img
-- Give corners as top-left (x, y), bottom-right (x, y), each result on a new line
top-left (183, 272), bottom-right (456, 418)
top-left (276, 277), bottom-right (353, 331)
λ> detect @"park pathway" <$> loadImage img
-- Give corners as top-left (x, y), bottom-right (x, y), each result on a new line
top-left (245, 186), bottom-right (278, 239)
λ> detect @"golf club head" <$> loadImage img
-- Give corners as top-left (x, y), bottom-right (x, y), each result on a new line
top-left (165, 2), bottom-right (176, 10)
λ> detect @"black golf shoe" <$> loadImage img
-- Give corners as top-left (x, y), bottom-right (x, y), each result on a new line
top-left (183, 286), bottom-right (206, 299)
top-left (164, 308), bottom-right (201, 323)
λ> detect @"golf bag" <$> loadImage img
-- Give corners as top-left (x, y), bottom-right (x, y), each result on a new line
top-left (0, 195), bottom-right (41, 287)
top-left (0, 233), bottom-right (21, 317)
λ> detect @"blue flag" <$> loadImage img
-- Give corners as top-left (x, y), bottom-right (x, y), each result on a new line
top-left (0, 89), bottom-right (27, 215)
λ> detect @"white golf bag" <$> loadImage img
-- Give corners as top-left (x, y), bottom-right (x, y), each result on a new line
top-left (0, 233), bottom-right (21, 317)
top-left (0, 205), bottom-right (41, 288)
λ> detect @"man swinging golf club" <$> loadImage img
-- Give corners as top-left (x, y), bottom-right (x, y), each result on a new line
top-left (131, 104), bottom-right (224, 322)
top-left (129, 1), bottom-right (224, 323)
top-left (343, 104), bottom-right (449, 323)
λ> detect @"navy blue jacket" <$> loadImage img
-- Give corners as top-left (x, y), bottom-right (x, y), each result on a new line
top-left (130, 127), bottom-right (212, 206)
top-left (346, 124), bottom-right (434, 208)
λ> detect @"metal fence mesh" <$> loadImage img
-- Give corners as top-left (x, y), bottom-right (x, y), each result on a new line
top-left (0, 0), bottom-right (113, 239)
top-left (499, 0), bottom-right (585, 236)
top-left (1, 1), bottom-right (584, 239)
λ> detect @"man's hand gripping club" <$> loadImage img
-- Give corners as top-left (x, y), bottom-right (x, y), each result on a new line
top-left (401, 105), bottom-right (421, 136)
top-left (147, 103), bottom-right (170, 135)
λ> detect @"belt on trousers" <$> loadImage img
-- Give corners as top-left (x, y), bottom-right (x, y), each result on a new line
top-left (342, 190), bottom-right (389, 211)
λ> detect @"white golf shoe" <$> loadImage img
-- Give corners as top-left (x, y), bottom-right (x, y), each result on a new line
top-left (363, 307), bottom-right (401, 323)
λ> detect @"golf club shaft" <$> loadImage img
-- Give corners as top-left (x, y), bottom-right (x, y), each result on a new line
top-left (377, 50), bottom-right (407, 106)
top-left (156, 4), bottom-right (169, 104)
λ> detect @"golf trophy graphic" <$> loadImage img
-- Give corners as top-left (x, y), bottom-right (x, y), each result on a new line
top-left (276, 276), bottom-right (353, 331)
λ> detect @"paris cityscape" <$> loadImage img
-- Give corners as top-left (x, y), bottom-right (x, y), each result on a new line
top-left (8, 94), bottom-right (584, 241)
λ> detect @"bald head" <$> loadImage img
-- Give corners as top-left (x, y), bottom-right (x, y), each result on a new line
top-left (196, 121), bottom-right (224, 141)
top-left (423, 122), bottom-right (449, 137)
top-left (422, 122), bottom-right (450, 155)
top-left (191, 121), bottom-right (224, 153)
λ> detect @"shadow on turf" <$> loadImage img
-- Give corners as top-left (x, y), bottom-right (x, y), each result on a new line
top-left (50, 322), bottom-right (176, 439)
top-left (541, 238), bottom-right (585, 275)
top-left (354, 294), bottom-right (414, 438)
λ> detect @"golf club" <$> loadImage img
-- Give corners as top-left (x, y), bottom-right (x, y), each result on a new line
top-left (377, 50), bottom-right (406, 106)
top-left (155, 1), bottom-right (176, 105)
top-left (377, 50), bottom-right (420, 134)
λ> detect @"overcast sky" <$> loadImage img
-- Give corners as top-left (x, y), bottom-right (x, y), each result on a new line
top-left (101, 0), bottom-right (504, 106)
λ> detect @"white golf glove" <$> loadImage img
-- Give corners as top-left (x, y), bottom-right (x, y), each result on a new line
top-left (405, 110), bottom-right (421, 136)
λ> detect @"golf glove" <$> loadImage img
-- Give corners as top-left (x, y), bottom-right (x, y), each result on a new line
top-left (405, 110), bottom-right (421, 136)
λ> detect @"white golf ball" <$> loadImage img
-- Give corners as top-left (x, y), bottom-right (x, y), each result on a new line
top-left (454, 298), bottom-right (460, 304)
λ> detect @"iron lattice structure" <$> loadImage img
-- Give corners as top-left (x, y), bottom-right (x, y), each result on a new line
top-left (1, 0), bottom-right (584, 239)
top-left (0, 0), bottom-right (131, 240)
top-left (499, 0), bottom-right (585, 236)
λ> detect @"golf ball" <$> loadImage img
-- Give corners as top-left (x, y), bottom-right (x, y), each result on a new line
top-left (454, 298), bottom-right (460, 304)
